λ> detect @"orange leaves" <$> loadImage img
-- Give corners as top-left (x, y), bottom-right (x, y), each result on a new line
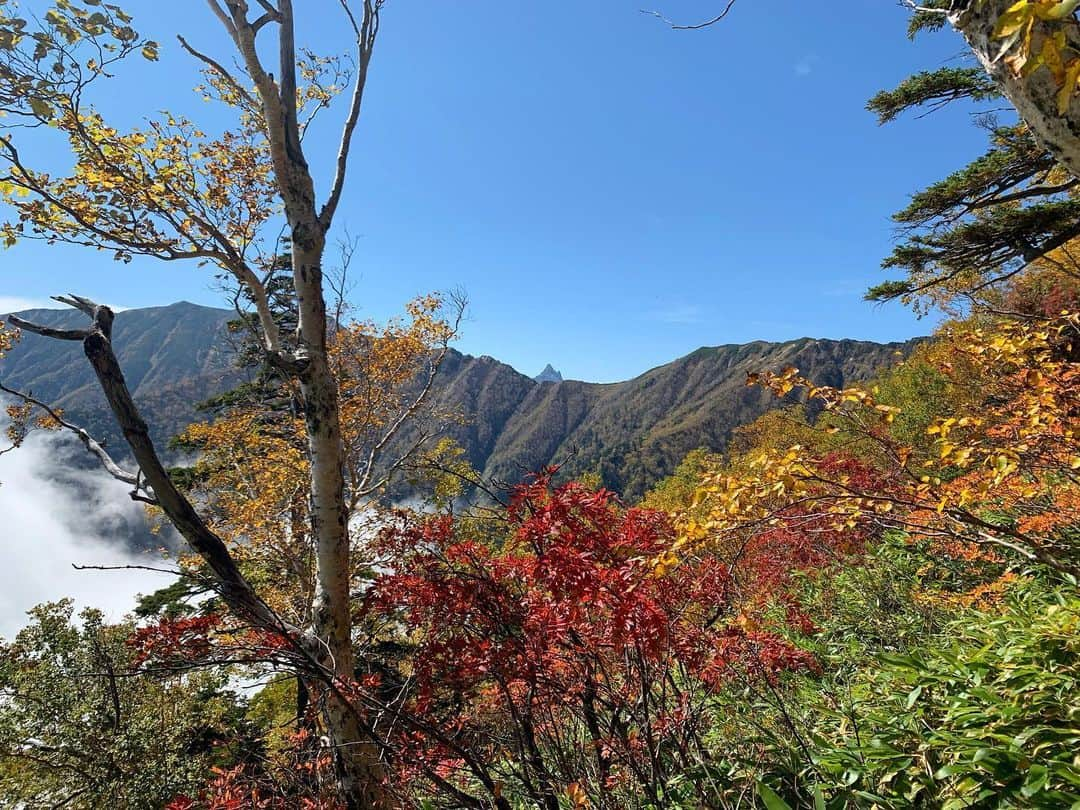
top-left (177, 294), bottom-right (459, 621)
top-left (566, 782), bottom-right (590, 808)
top-left (3, 401), bottom-right (33, 447)
top-left (167, 745), bottom-right (344, 809)
top-left (3, 398), bottom-right (61, 450)
top-left (681, 310), bottom-right (1080, 578)
top-left (924, 316), bottom-right (1079, 498)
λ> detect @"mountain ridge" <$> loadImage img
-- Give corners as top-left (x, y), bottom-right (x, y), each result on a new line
top-left (1, 302), bottom-right (920, 500)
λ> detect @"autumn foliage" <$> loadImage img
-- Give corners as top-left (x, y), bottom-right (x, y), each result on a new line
top-left (173, 293), bottom-right (460, 622)
top-left (362, 475), bottom-right (825, 808)
top-left (165, 728), bottom-right (344, 810)
top-left (677, 310), bottom-right (1080, 585)
top-left (5, 1), bottom-right (1080, 807)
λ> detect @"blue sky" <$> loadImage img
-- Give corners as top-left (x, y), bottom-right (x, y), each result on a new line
top-left (0, 1), bottom-right (990, 381)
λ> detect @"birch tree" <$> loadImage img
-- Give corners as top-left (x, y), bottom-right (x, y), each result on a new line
top-left (945, 0), bottom-right (1080, 180)
top-left (0, 1), bottom-right (395, 806)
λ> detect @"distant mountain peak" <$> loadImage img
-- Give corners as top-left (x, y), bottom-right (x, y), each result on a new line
top-left (534, 364), bottom-right (563, 383)
top-left (2, 301), bottom-right (922, 505)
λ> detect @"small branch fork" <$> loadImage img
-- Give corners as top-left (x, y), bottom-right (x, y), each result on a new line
top-left (174, 1), bottom-right (382, 385)
top-left (0, 379), bottom-right (155, 504)
top-left (5, 297), bottom-right (156, 503)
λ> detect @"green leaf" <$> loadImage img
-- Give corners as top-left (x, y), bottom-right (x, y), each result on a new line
top-left (933, 764), bottom-right (962, 780)
top-left (757, 782), bottom-right (793, 810)
top-left (1021, 764), bottom-right (1049, 798)
top-left (28, 97), bottom-right (54, 120)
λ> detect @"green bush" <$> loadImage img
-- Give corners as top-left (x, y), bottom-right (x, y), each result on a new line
top-left (806, 583), bottom-right (1080, 808)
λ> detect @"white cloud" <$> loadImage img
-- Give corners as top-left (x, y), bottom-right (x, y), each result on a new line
top-left (648, 304), bottom-right (703, 325)
top-left (0, 295), bottom-right (54, 314)
top-left (0, 423), bottom-right (175, 639)
top-left (794, 54), bottom-right (818, 77)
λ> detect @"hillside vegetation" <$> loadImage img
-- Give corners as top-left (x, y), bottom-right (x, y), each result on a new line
top-left (1, 303), bottom-right (913, 500)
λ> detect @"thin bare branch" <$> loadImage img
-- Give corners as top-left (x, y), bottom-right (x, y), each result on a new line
top-left (0, 382), bottom-right (147, 496)
top-left (250, 11), bottom-right (277, 32)
top-left (206, 0), bottom-right (237, 36)
top-left (51, 294), bottom-right (100, 317)
top-left (640, 0), bottom-right (737, 30)
top-left (899, 0), bottom-right (949, 15)
top-left (176, 34), bottom-right (257, 108)
top-left (72, 562), bottom-right (183, 576)
top-left (229, 263), bottom-right (287, 357)
top-left (320, 0), bottom-right (379, 229)
top-left (354, 294), bottom-right (465, 496)
top-left (7, 315), bottom-right (88, 341)
top-left (254, 0), bottom-right (282, 18)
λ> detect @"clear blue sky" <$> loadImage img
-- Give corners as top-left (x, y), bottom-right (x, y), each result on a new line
top-left (1, 1), bottom-right (989, 382)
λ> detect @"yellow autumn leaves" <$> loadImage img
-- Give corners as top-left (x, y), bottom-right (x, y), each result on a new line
top-left (174, 294), bottom-right (459, 621)
top-left (995, 0), bottom-right (1080, 112)
top-left (668, 311), bottom-right (1080, 577)
top-left (0, 104), bottom-right (278, 265)
top-left (0, 8), bottom-right (349, 277)
top-left (0, 322), bottom-right (14, 360)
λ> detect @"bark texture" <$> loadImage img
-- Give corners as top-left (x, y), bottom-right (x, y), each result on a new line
top-left (950, 0), bottom-right (1080, 181)
top-left (215, 2), bottom-right (389, 805)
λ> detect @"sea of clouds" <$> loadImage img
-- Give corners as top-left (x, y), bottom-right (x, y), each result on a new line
top-left (0, 420), bottom-right (176, 639)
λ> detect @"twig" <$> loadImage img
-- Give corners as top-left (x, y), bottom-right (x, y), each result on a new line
top-left (640, 0), bottom-right (737, 30)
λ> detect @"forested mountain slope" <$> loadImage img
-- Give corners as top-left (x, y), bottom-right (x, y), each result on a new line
top-left (1, 302), bottom-right (916, 499)
top-left (431, 337), bottom-right (915, 500)
top-left (1, 302), bottom-right (243, 455)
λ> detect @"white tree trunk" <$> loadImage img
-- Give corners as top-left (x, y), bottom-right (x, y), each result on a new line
top-left (214, 3), bottom-right (389, 803)
top-left (950, 0), bottom-right (1080, 180)
top-left (293, 224), bottom-right (390, 809)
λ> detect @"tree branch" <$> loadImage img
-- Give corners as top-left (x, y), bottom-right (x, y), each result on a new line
top-left (6, 316), bottom-right (87, 341)
top-left (354, 293), bottom-right (464, 497)
top-left (640, 0), bottom-right (737, 30)
top-left (277, 0), bottom-right (304, 169)
top-left (0, 380), bottom-right (147, 497)
top-left (21, 295), bottom-right (304, 640)
top-left (969, 178), bottom-right (1080, 211)
top-left (206, 0), bottom-right (237, 36)
top-left (254, 0), bottom-right (282, 19)
top-left (320, 0), bottom-right (379, 230)
top-left (176, 34), bottom-right (257, 109)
